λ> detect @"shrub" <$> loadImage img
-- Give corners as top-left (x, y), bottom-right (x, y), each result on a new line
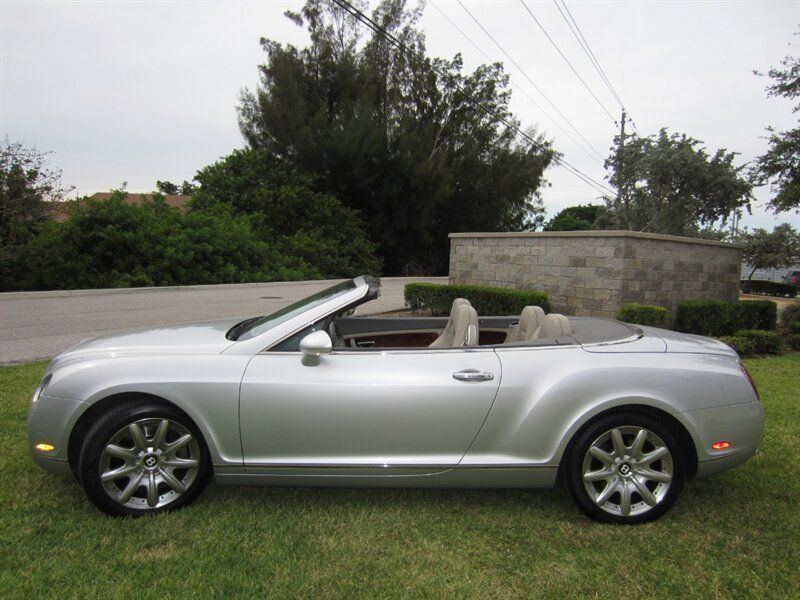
top-left (737, 301), bottom-right (778, 330)
top-left (616, 304), bottom-right (669, 327)
top-left (719, 335), bottom-right (758, 357)
top-left (780, 302), bottom-right (800, 333)
top-left (740, 279), bottom-right (798, 297)
top-left (405, 283), bottom-right (550, 316)
top-left (733, 330), bottom-right (783, 355)
top-left (675, 299), bottom-right (777, 336)
top-left (785, 333), bottom-right (800, 351)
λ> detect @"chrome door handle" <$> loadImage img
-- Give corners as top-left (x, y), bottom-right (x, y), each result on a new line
top-left (453, 369), bottom-right (494, 382)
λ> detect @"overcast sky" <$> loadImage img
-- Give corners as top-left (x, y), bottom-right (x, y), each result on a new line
top-left (1, 0), bottom-right (798, 231)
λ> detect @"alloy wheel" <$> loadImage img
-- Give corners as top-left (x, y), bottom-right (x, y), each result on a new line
top-left (581, 425), bottom-right (674, 517)
top-left (98, 418), bottom-right (201, 510)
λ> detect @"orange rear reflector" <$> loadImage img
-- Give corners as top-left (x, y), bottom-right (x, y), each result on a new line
top-left (711, 441), bottom-right (731, 450)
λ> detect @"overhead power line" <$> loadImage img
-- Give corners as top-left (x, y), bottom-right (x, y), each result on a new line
top-left (430, 1), bottom-right (605, 166)
top-left (553, 0), bottom-right (640, 134)
top-left (455, 0), bottom-right (607, 162)
top-left (329, 0), bottom-right (615, 196)
top-left (518, 1), bottom-right (617, 124)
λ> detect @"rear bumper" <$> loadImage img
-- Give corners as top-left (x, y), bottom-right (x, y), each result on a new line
top-left (695, 447), bottom-right (759, 478)
top-left (676, 400), bottom-right (765, 478)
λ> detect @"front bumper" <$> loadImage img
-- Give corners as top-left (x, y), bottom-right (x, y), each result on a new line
top-left (27, 394), bottom-right (88, 478)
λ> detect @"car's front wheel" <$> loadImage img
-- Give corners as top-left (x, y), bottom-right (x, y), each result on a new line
top-left (79, 400), bottom-right (211, 516)
top-left (565, 412), bottom-right (685, 524)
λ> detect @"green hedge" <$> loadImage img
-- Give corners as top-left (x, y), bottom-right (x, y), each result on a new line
top-left (675, 299), bottom-right (777, 336)
top-left (720, 329), bottom-right (783, 357)
top-left (616, 304), bottom-right (669, 328)
top-left (740, 279), bottom-right (798, 297)
top-left (786, 333), bottom-right (800, 351)
top-left (405, 283), bottom-right (550, 316)
top-left (780, 303), bottom-right (800, 334)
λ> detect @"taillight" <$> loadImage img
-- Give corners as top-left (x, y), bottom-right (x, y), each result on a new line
top-left (740, 363), bottom-right (760, 402)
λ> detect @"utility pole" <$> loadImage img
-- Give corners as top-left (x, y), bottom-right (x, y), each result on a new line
top-left (616, 109), bottom-right (629, 229)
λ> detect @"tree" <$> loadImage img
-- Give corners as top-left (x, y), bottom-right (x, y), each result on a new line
top-left (191, 148), bottom-right (381, 277)
top-left (0, 141), bottom-right (72, 290)
top-left (605, 129), bottom-right (752, 235)
top-left (741, 223), bottom-right (800, 280)
top-left (237, 0), bottom-right (553, 274)
top-left (156, 180), bottom-right (197, 195)
top-left (752, 53), bottom-right (800, 212)
top-left (544, 204), bottom-right (607, 231)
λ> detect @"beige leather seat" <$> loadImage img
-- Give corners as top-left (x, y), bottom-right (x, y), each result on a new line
top-left (532, 313), bottom-right (573, 340)
top-left (429, 299), bottom-right (479, 347)
top-left (505, 305), bottom-right (546, 343)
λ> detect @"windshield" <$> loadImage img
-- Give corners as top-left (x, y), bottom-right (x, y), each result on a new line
top-left (232, 280), bottom-right (357, 341)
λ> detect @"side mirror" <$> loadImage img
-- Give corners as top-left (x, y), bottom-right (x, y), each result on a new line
top-left (299, 330), bottom-right (332, 357)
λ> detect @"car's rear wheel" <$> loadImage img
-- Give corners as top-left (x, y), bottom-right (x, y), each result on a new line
top-left (79, 400), bottom-right (211, 517)
top-left (565, 412), bottom-right (685, 524)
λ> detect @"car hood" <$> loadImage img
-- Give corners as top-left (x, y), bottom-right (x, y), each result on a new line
top-left (53, 318), bottom-right (241, 363)
top-left (639, 326), bottom-right (738, 357)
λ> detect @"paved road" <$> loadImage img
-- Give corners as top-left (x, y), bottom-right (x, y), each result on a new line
top-left (0, 277), bottom-right (446, 363)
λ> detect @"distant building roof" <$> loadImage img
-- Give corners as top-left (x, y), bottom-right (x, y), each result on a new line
top-left (44, 192), bottom-right (192, 221)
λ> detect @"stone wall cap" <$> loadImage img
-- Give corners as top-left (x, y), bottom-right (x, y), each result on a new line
top-left (448, 230), bottom-right (743, 248)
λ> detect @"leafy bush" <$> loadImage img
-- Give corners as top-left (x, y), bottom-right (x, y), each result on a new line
top-left (735, 330), bottom-right (782, 354)
top-left (785, 333), bottom-right (800, 351)
top-left (740, 279), bottom-right (798, 297)
top-left (737, 301), bottom-right (778, 330)
top-left (616, 304), bottom-right (669, 327)
top-left (405, 283), bottom-right (550, 316)
top-left (719, 335), bottom-right (758, 358)
top-left (720, 330), bottom-right (783, 357)
top-left (780, 302), bottom-right (800, 333)
top-left (675, 299), bottom-right (777, 336)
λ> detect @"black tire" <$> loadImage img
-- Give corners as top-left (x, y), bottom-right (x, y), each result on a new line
top-left (79, 400), bottom-right (211, 517)
top-left (565, 411), bottom-right (685, 524)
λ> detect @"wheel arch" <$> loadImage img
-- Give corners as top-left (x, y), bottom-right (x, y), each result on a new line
top-left (67, 392), bottom-right (204, 478)
top-left (556, 404), bottom-right (698, 484)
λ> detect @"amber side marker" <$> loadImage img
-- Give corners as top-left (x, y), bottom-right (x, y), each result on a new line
top-left (711, 441), bottom-right (731, 450)
top-left (34, 443), bottom-right (55, 452)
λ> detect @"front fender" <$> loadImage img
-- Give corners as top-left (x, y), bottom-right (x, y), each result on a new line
top-left (37, 354), bottom-right (252, 467)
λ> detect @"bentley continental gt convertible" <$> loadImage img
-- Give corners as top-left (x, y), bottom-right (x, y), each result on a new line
top-left (28, 276), bottom-right (764, 523)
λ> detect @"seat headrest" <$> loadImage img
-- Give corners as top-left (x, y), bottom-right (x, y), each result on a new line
top-left (429, 298), bottom-right (474, 348)
top-left (506, 305), bottom-right (546, 343)
top-left (533, 313), bottom-right (573, 340)
top-left (451, 304), bottom-right (479, 347)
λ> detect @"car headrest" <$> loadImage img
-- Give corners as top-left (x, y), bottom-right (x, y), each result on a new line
top-left (507, 305), bottom-right (546, 343)
top-left (532, 313), bottom-right (573, 340)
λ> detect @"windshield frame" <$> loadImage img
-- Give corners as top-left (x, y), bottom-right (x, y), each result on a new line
top-left (221, 276), bottom-right (377, 356)
top-left (232, 280), bottom-right (357, 342)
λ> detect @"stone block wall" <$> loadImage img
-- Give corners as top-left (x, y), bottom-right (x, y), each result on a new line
top-left (448, 231), bottom-right (742, 320)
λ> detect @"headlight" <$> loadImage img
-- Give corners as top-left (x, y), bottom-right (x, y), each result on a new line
top-left (31, 375), bottom-right (52, 403)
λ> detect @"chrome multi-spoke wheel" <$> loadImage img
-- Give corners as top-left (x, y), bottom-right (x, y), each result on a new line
top-left (581, 426), bottom-right (673, 517)
top-left (566, 412), bottom-right (685, 524)
top-left (79, 401), bottom-right (210, 516)
top-left (99, 418), bottom-right (201, 510)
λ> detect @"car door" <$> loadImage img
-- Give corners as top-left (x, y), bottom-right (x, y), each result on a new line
top-left (239, 347), bottom-right (501, 471)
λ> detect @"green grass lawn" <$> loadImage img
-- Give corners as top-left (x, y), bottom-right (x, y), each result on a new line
top-left (1, 355), bottom-right (798, 598)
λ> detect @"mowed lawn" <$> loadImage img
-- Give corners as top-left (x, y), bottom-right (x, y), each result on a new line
top-left (0, 356), bottom-right (798, 598)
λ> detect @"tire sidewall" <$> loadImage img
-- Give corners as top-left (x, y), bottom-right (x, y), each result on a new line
top-left (79, 401), bottom-right (211, 517)
top-left (565, 412), bottom-right (686, 524)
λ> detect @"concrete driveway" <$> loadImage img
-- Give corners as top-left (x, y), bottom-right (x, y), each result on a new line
top-left (0, 277), bottom-right (446, 364)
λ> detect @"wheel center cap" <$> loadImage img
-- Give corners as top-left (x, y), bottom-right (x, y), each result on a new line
top-left (143, 454), bottom-right (159, 469)
top-left (619, 463), bottom-right (632, 476)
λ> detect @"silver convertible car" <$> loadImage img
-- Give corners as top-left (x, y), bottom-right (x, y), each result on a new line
top-left (28, 276), bottom-right (764, 523)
